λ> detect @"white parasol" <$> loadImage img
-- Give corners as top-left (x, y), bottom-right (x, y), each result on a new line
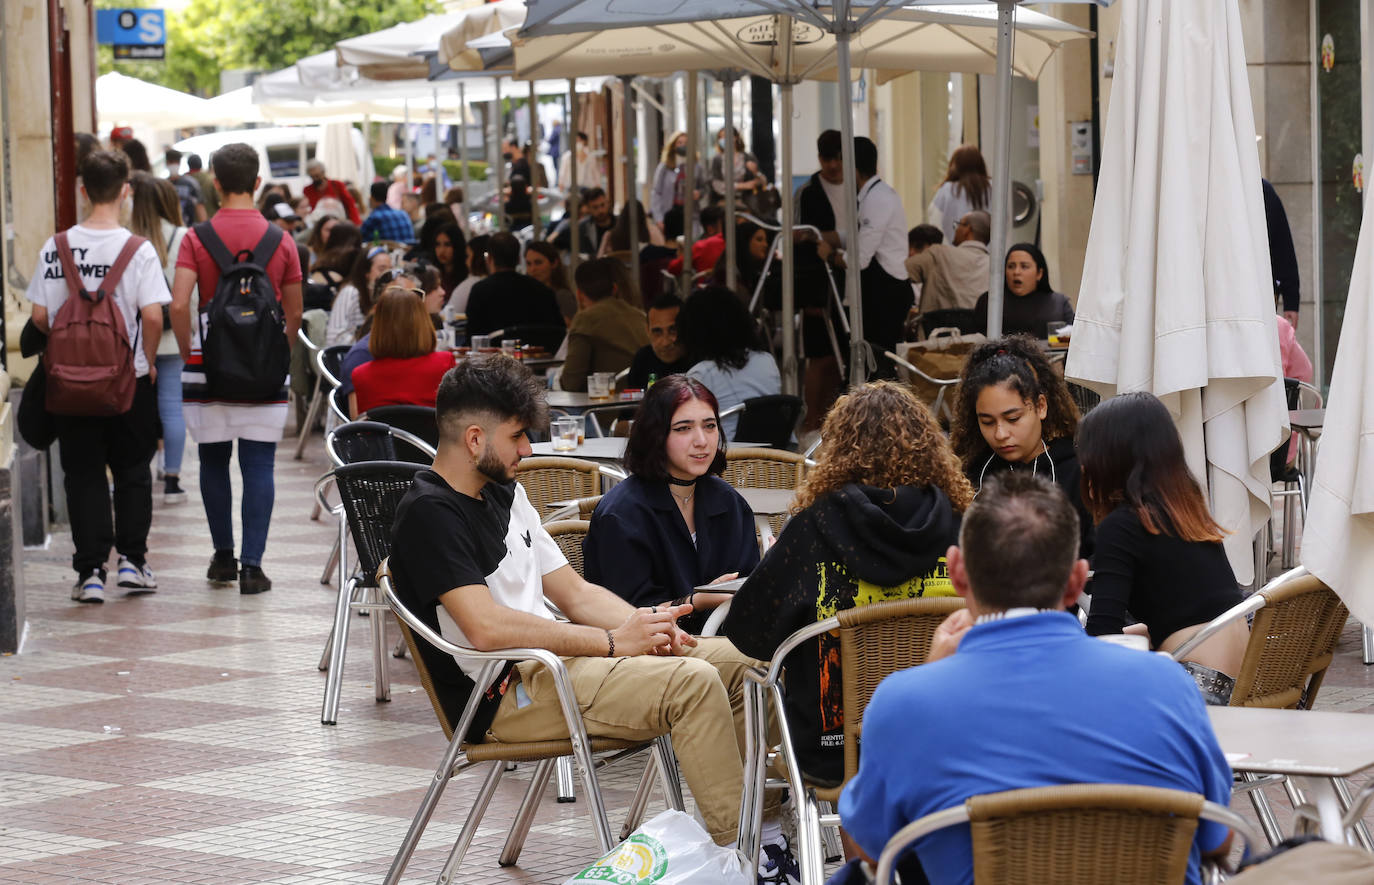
top-left (1302, 193), bottom-right (1374, 626)
top-left (1065, 0), bottom-right (1289, 584)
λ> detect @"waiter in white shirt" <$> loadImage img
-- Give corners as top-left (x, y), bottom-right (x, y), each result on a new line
top-left (849, 136), bottom-right (911, 377)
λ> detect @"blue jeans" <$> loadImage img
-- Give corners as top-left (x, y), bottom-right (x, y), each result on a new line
top-left (155, 354), bottom-right (185, 475)
top-left (199, 439), bottom-right (276, 567)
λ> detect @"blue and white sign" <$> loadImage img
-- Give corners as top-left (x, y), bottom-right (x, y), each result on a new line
top-left (97, 9), bottom-right (166, 61)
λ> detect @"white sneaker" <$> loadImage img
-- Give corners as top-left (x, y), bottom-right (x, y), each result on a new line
top-left (72, 571), bottom-right (105, 604)
top-left (116, 557), bottom-right (157, 595)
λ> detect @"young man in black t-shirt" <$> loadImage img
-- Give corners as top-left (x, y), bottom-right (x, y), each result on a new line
top-left (390, 355), bottom-right (796, 879)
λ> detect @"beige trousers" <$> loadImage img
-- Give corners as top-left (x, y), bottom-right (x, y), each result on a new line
top-left (488, 637), bottom-right (772, 845)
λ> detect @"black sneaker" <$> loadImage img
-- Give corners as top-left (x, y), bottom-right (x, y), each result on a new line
top-left (207, 550), bottom-right (238, 584)
top-left (239, 565), bottom-right (272, 595)
top-left (164, 476), bottom-right (187, 505)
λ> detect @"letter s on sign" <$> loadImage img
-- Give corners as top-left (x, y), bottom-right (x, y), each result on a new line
top-left (138, 11), bottom-right (164, 44)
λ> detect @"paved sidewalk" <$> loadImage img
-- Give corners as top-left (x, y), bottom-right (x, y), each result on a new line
top-left (2, 434), bottom-right (1373, 883)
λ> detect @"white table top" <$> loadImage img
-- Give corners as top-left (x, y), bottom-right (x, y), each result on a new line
top-left (530, 438), bottom-right (627, 460)
top-left (546, 391), bottom-right (642, 411)
top-left (1207, 706), bottom-right (1374, 777)
top-left (737, 487), bottom-right (796, 516)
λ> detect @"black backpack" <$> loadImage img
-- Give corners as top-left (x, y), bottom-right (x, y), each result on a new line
top-left (194, 222), bottom-right (290, 400)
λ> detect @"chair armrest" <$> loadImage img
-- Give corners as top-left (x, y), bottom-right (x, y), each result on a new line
top-left (389, 427), bottom-right (438, 459)
top-left (720, 403), bottom-right (745, 418)
top-left (884, 350), bottom-right (958, 387)
top-left (875, 805), bottom-right (971, 884)
top-left (314, 347), bottom-right (342, 389)
top-left (313, 473), bottom-right (342, 516)
top-left (1169, 565), bottom-right (1307, 660)
top-left (742, 616), bottom-right (842, 690)
top-left (297, 327), bottom-right (318, 351)
top-left (597, 464), bottom-right (628, 482)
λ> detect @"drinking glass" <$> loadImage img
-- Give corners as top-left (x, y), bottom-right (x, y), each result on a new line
top-left (553, 416), bottom-right (580, 451)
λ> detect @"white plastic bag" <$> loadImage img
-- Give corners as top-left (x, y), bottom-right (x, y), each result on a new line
top-left (563, 809), bottom-right (752, 885)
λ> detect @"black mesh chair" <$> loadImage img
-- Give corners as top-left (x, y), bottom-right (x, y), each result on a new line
top-left (366, 405), bottom-right (440, 463)
top-left (315, 460), bottom-right (424, 725)
top-left (489, 324), bottom-right (567, 353)
top-left (295, 343), bottom-right (351, 459)
top-left (723, 394), bottom-right (805, 449)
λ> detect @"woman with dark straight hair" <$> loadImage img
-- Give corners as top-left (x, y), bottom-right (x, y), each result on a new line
top-left (582, 374), bottom-right (759, 633)
top-left (1078, 391), bottom-right (1247, 703)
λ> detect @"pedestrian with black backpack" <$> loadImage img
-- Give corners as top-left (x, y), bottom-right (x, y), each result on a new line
top-left (26, 149), bottom-right (169, 604)
top-left (170, 143), bottom-right (303, 595)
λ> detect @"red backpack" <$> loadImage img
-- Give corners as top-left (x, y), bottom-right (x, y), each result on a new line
top-left (44, 230), bottom-right (144, 416)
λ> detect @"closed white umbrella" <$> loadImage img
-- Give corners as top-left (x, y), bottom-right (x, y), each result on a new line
top-left (95, 71), bottom-right (211, 129)
top-left (1064, 0), bottom-right (1289, 584)
top-left (1302, 193), bottom-right (1374, 628)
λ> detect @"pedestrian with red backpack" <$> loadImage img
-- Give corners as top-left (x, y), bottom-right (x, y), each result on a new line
top-left (170, 143), bottom-right (303, 595)
top-left (26, 149), bottom-right (169, 603)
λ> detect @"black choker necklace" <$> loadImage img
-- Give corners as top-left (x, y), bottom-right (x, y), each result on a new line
top-left (668, 475), bottom-right (697, 487)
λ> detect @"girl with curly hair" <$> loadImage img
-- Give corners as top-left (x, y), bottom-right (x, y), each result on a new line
top-left (721, 382), bottom-right (971, 785)
top-left (950, 334), bottom-right (1092, 556)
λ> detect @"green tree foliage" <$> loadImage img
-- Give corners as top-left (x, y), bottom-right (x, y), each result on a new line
top-left (97, 0), bottom-right (439, 96)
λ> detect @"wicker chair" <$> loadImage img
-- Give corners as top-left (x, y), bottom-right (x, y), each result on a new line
top-left (724, 448), bottom-right (806, 538)
top-left (378, 560), bottom-right (683, 883)
top-left (874, 784), bottom-right (1261, 885)
top-left (543, 520), bottom-right (589, 578)
top-left (1170, 565), bottom-right (1356, 847)
top-left (313, 461), bottom-right (424, 725)
top-left (739, 596), bottom-right (966, 884)
top-left (517, 457), bottom-right (613, 518)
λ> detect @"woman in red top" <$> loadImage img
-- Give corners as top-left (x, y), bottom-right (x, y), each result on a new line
top-left (348, 284), bottom-right (455, 417)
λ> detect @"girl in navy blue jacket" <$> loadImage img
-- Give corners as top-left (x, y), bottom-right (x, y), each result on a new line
top-left (583, 375), bottom-right (759, 634)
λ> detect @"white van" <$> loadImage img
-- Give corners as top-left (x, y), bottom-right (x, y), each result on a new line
top-left (167, 126), bottom-right (375, 198)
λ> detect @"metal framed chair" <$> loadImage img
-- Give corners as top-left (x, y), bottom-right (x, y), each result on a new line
top-left (317, 421), bottom-right (437, 589)
top-left (738, 596), bottom-right (967, 885)
top-left (365, 404), bottom-right (440, 464)
top-left (885, 350), bottom-right (960, 424)
top-left (724, 447), bottom-right (806, 540)
top-left (719, 394), bottom-right (804, 449)
top-left (378, 559), bottom-right (683, 883)
top-left (873, 783), bottom-right (1262, 885)
top-left (1273, 379), bottom-right (1322, 568)
top-left (295, 342), bottom-right (349, 459)
top-left (516, 456), bottom-right (622, 518)
top-left (541, 495), bottom-right (603, 524)
top-left (313, 461), bottom-right (424, 726)
top-left (1170, 565), bottom-right (1362, 848)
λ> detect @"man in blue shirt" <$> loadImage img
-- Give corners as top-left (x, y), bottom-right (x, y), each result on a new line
top-left (839, 473), bottom-right (1234, 885)
top-left (359, 180), bottom-right (416, 245)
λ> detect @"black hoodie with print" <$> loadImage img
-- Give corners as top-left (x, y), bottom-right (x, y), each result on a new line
top-left (722, 482), bottom-right (960, 785)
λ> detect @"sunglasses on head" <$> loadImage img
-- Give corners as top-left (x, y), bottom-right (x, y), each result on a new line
top-left (384, 285), bottom-right (426, 298)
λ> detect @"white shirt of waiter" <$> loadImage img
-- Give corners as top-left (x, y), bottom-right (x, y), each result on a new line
top-left (856, 176), bottom-right (909, 281)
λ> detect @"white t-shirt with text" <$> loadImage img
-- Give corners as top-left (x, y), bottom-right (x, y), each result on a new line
top-left (26, 225), bottom-right (170, 378)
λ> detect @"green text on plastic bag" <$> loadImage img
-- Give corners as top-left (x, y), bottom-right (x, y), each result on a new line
top-left (571, 833), bottom-right (670, 884)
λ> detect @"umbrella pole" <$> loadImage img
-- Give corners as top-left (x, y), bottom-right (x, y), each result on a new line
top-left (835, 15), bottom-right (864, 387)
top-left (683, 71), bottom-right (699, 298)
top-left (458, 81), bottom-right (470, 235)
top-left (779, 21), bottom-right (797, 397)
top-left (621, 75), bottom-right (641, 295)
top-left (432, 87), bottom-right (440, 185)
top-left (985, 0), bottom-right (1016, 340)
top-left (404, 98), bottom-right (415, 209)
top-left (569, 78), bottom-right (581, 276)
top-left (495, 78), bottom-right (505, 231)
top-left (723, 71), bottom-right (738, 292)
top-left (529, 80), bottom-right (542, 240)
